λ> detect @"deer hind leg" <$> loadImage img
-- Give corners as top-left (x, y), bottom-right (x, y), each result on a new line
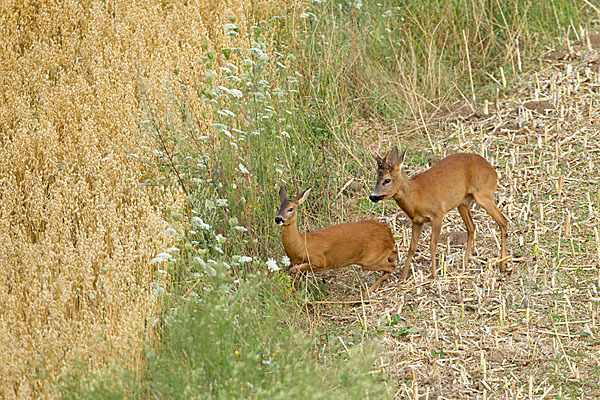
top-left (473, 194), bottom-right (509, 272)
top-left (457, 201), bottom-right (475, 270)
top-left (401, 223), bottom-right (423, 280)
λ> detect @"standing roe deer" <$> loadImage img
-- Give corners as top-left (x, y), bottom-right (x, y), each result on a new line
top-left (369, 146), bottom-right (508, 280)
top-left (275, 185), bottom-right (397, 295)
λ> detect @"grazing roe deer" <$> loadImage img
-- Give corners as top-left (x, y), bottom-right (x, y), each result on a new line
top-left (369, 146), bottom-right (508, 280)
top-left (275, 185), bottom-right (397, 295)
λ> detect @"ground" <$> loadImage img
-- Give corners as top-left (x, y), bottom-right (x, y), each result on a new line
top-left (297, 37), bottom-right (600, 398)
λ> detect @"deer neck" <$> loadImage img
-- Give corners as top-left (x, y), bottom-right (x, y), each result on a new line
top-left (281, 217), bottom-right (307, 261)
top-left (392, 173), bottom-right (419, 218)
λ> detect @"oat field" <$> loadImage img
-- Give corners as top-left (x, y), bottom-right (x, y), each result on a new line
top-left (0, 1), bottom-right (261, 397)
top-left (2, 0), bottom-right (599, 399)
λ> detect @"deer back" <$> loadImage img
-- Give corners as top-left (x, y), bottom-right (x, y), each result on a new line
top-left (298, 220), bottom-right (395, 270)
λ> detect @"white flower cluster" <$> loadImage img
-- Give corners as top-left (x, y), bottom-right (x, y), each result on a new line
top-left (266, 258), bottom-right (280, 272)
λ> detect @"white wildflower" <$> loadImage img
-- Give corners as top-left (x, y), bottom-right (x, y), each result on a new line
top-left (226, 62), bottom-right (239, 72)
top-left (216, 198), bottom-right (228, 207)
top-left (164, 228), bottom-right (178, 236)
top-left (150, 252), bottom-right (173, 264)
top-left (281, 255), bottom-right (291, 267)
top-left (223, 23), bottom-right (238, 31)
top-left (204, 265), bottom-right (217, 277)
top-left (226, 75), bottom-right (241, 83)
top-left (220, 130), bottom-right (233, 138)
top-left (218, 109), bottom-right (236, 118)
top-left (249, 47), bottom-right (269, 62)
top-left (266, 258), bottom-right (280, 272)
top-left (230, 88), bottom-right (243, 98)
top-left (167, 247), bottom-right (180, 253)
top-left (215, 234), bottom-right (226, 244)
top-left (191, 216), bottom-right (211, 230)
top-left (205, 199), bottom-right (216, 210)
top-left (238, 163), bottom-right (249, 174)
top-left (238, 256), bottom-right (253, 263)
top-left (233, 225), bottom-right (248, 232)
top-left (150, 282), bottom-right (165, 296)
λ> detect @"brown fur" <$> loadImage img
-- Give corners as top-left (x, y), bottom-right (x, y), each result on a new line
top-left (276, 186), bottom-right (396, 295)
top-left (370, 147), bottom-right (509, 280)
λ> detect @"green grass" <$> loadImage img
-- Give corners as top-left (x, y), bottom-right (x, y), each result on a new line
top-left (59, 271), bottom-right (386, 399)
top-left (287, 0), bottom-right (588, 128)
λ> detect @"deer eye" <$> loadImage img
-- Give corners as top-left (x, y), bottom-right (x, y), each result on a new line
top-left (288, 208), bottom-right (294, 212)
top-left (383, 178), bottom-right (391, 185)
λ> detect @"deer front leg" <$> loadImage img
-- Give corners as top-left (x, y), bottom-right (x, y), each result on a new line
top-left (430, 217), bottom-right (442, 279)
top-left (401, 223), bottom-right (423, 280)
top-left (289, 263), bottom-right (310, 275)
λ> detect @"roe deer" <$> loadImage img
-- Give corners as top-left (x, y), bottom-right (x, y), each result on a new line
top-left (275, 185), bottom-right (397, 295)
top-left (369, 146), bottom-right (508, 280)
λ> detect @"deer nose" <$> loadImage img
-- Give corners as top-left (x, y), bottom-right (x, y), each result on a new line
top-left (274, 216), bottom-right (284, 225)
top-left (369, 194), bottom-right (384, 203)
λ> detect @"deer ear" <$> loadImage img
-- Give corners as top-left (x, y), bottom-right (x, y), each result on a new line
top-left (295, 188), bottom-right (311, 205)
top-left (397, 148), bottom-right (407, 166)
top-left (279, 185), bottom-right (288, 202)
top-left (387, 146), bottom-right (406, 167)
top-left (385, 146), bottom-right (398, 164)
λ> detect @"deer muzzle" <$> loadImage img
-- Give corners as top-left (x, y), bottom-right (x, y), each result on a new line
top-left (369, 194), bottom-right (385, 203)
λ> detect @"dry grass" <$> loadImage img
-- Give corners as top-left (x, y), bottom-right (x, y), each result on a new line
top-left (0, 1), bottom-right (264, 398)
top-left (305, 33), bottom-right (600, 398)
